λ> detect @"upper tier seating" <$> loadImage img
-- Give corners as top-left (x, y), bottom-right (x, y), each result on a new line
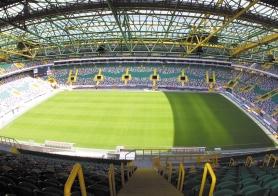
top-left (0, 61), bottom-right (53, 77)
top-left (0, 63), bottom-right (15, 75)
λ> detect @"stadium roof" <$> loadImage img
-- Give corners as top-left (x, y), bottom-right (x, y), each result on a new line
top-left (0, 0), bottom-right (277, 63)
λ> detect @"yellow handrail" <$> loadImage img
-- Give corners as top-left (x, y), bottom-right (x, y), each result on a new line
top-left (67, 69), bottom-right (73, 84)
top-left (245, 157), bottom-right (248, 167)
top-left (167, 162), bottom-right (173, 183)
top-left (131, 161), bottom-right (136, 174)
top-left (127, 161), bottom-right (135, 178)
top-left (177, 163), bottom-right (185, 192)
top-left (244, 156), bottom-right (249, 166)
top-left (229, 158), bottom-right (236, 167)
top-left (168, 162), bottom-right (173, 182)
top-left (152, 156), bottom-right (162, 173)
top-left (121, 162), bottom-right (125, 187)
top-left (272, 155), bottom-right (277, 168)
top-left (64, 163), bottom-right (87, 196)
top-left (263, 154), bottom-right (270, 167)
top-left (245, 156), bottom-right (253, 167)
top-left (108, 164), bottom-right (116, 196)
top-left (199, 163), bottom-right (216, 196)
top-left (267, 154), bottom-right (277, 168)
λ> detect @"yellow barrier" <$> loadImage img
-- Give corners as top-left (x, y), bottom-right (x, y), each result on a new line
top-left (152, 156), bottom-right (162, 173)
top-left (245, 156), bottom-right (253, 167)
top-left (108, 164), bottom-right (116, 196)
top-left (14, 62), bottom-right (25, 69)
top-left (267, 154), bottom-right (277, 168)
top-left (263, 154), bottom-right (270, 167)
top-left (67, 70), bottom-right (73, 84)
top-left (10, 146), bottom-right (20, 154)
top-left (64, 163), bottom-right (87, 196)
top-left (229, 158), bottom-right (236, 167)
top-left (199, 163), bottom-right (216, 196)
top-left (177, 163), bottom-right (185, 192)
top-left (166, 162), bottom-right (173, 183)
top-left (126, 161), bottom-right (135, 178)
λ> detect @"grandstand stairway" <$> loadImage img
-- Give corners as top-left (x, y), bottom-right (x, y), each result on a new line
top-left (118, 168), bottom-right (183, 196)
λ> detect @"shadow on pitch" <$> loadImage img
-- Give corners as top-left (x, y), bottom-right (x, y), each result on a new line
top-left (163, 92), bottom-right (211, 148)
top-left (163, 91), bottom-right (275, 150)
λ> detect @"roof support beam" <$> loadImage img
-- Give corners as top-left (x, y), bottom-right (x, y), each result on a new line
top-left (29, 39), bottom-right (226, 51)
top-left (0, 18), bottom-right (62, 48)
top-left (186, 0), bottom-right (260, 55)
top-left (0, 48), bottom-right (35, 59)
top-left (42, 0), bottom-right (75, 45)
top-left (0, 32), bottom-right (39, 58)
top-left (183, 0), bottom-right (224, 52)
top-left (106, 0), bottom-right (131, 52)
top-left (164, 0), bottom-right (180, 38)
top-left (231, 33), bottom-right (278, 56)
top-left (0, 32), bottom-right (38, 46)
top-left (0, 1), bottom-right (277, 29)
top-left (193, 0), bottom-right (224, 31)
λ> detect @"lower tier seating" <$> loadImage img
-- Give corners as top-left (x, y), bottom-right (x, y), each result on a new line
top-left (0, 151), bottom-right (134, 196)
top-left (162, 153), bottom-right (278, 196)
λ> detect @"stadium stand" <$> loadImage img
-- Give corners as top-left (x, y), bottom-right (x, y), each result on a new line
top-left (0, 62), bottom-right (277, 194)
top-left (161, 152), bottom-right (278, 196)
top-left (0, 77), bottom-right (53, 118)
top-left (0, 63), bottom-right (17, 75)
top-left (0, 143), bottom-right (277, 196)
top-left (0, 72), bottom-right (34, 85)
top-left (48, 64), bottom-right (278, 121)
top-left (0, 61), bottom-right (54, 77)
top-left (0, 150), bottom-right (135, 196)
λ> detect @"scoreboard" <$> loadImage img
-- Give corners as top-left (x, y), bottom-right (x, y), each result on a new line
top-left (33, 66), bottom-right (51, 77)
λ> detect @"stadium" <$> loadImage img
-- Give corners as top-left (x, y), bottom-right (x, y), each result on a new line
top-left (0, 0), bottom-right (277, 196)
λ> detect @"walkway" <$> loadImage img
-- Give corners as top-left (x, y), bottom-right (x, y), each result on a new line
top-left (118, 168), bottom-right (183, 196)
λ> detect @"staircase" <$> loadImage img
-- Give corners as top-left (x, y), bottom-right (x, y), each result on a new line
top-left (118, 168), bottom-right (183, 196)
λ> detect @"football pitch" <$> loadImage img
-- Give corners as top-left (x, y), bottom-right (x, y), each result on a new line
top-left (0, 91), bottom-right (274, 149)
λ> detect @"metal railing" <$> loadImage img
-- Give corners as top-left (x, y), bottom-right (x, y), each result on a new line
top-left (177, 163), bottom-right (185, 192)
top-left (108, 164), bottom-right (116, 196)
top-left (199, 163), bottom-right (216, 196)
top-left (0, 136), bottom-right (21, 149)
top-left (124, 149), bottom-right (136, 160)
top-left (166, 162), bottom-right (173, 183)
top-left (267, 154), bottom-right (277, 168)
top-left (121, 147), bottom-right (208, 162)
top-left (64, 163), bottom-right (87, 196)
top-left (127, 161), bottom-right (136, 177)
top-left (245, 156), bottom-right (254, 167)
top-left (229, 158), bottom-right (236, 167)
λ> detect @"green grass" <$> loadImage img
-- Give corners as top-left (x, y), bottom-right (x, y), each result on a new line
top-left (0, 91), bottom-right (274, 149)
